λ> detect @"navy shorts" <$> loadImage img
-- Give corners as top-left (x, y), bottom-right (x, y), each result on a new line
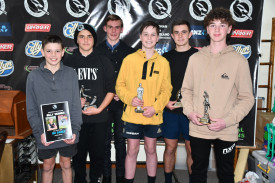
top-left (161, 110), bottom-right (190, 140)
top-left (38, 144), bottom-right (77, 160)
top-left (123, 121), bottom-right (162, 139)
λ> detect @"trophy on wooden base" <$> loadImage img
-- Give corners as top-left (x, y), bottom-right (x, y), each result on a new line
top-left (200, 91), bottom-right (211, 125)
top-left (173, 90), bottom-right (182, 107)
top-left (135, 83), bottom-right (144, 113)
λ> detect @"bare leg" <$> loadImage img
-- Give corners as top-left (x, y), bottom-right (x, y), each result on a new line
top-left (144, 136), bottom-right (157, 176)
top-left (185, 139), bottom-right (193, 174)
top-left (60, 155), bottom-right (72, 183)
top-left (163, 138), bottom-right (178, 173)
top-left (125, 138), bottom-right (140, 179)
top-left (42, 156), bottom-right (56, 183)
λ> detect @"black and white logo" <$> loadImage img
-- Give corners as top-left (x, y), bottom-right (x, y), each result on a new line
top-left (0, 0), bottom-right (7, 15)
top-left (107, 0), bottom-right (130, 15)
top-left (52, 105), bottom-right (57, 110)
top-left (66, 0), bottom-right (90, 18)
top-left (230, 0), bottom-right (252, 22)
top-left (148, 0), bottom-right (171, 20)
top-left (189, 0), bottom-right (212, 21)
top-left (24, 0), bottom-right (49, 17)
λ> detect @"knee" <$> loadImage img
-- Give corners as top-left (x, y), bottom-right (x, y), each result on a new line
top-left (145, 147), bottom-right (156, 156)
top-left (60, 160), bottom-right (72, 170)
top-left (165, 146), bottom-right (176, 156)
top-left (43, 162), bottom-right (55, 173)
top-left (127, 148), bottom-right (139, 158)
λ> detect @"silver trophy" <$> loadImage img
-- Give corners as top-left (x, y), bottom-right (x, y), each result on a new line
top-left (80, 85), bottom-right (97, 111)
top-left (135, 83), bottom-right (144, 113)
top-left (173, 90), bottom-right (182, 107)
top-left (200, 91), bottom-right (211, 125)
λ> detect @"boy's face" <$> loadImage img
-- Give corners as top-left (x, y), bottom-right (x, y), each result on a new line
top-left (77, 29), bottom-right (94, 53)
top-left (171, 24), bottom-right (192, 47)
top-left (140, 26), bottom-right (159, 50)
top-left (206, 19), bottom-right (232, 43)
top-left (104, 20), bottom-right (123, 43)
top-left (41, 43), bottom-right (64, 67)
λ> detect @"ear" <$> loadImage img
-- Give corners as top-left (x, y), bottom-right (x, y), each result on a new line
top-left (121, 27), bottom-right (124, 33)
top-left (41, 49), bottom-right (45, 57)
top-left (188, 31), bottom-right (193, 39)
top-left (171, 33), bottom-right (175, 40)
top-left (61, 48), bottom-right (65, 57)
top-left (227, 25), bottom-right (232, 34)
top-left (103, 25), bottom-right (107, 32)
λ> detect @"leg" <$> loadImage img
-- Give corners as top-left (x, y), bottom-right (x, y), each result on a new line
top-left (103, 112), bottom-right (113, 179)
top-left (125, 138), bottom-right (140, 179)
top-left (89, 122), bottom-right (108, 182)
top-left (60, 155), bottom-right (72, 183)
top-left (73, 123), bottom-right (89, 183)
top-left (213, 139), bottom-right (236, 183)
top-left (144, 136), bottom-right (158, 177)
top-left (163, 138), bottom-right (178, 173)
top-left (113, 109), bottom-right (126, 179)
top-left (190, 136), bottom-right (211, 183)
top-left (185, 139), bottom-right (192, 175)
top-left (42, 156), bottom-right (56, 183)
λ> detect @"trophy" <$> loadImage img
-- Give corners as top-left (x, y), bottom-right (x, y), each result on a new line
top-left (80, 85), bottom-right (97, 111)
top-left (135, 83), bottom-right (144, 113)
top-left (173, 90), bottom-right (182, 107)
top-left (200, 91), bottom-right (211, 125)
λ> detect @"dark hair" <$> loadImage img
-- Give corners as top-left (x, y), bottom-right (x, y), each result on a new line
top-left (203, 7), bottom-right (235, 30)
top-left (140, 21), bottom-right (159, 35)
top-left (42, 35), bottom-right (64, 49)
top-left (171, 19), bottom-right (191, 33)
top-left (105, 14), bottom-right (123, 28)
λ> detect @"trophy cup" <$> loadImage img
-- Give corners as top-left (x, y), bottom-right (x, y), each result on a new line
top-left (173, 90), bottom-right (182, 107)
top-left (135, 83), bottom-right (144, 113)
top-left (80, 85), bottom-right (97, 111)
top-left (200, 91), bottom-right (211, 125)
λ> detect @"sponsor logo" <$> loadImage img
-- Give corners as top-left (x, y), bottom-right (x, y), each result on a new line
top-left (64, 47), bottom-right (77, 55)
top-left (232, 44), bottom-right (252, 59)
top-left (0, 22), bottom-right (11, 36)
top-left (0, 0), bottom-right (7, 15)
top-left (0, 59), bottom-right (14, 77)
top-left (189, 0), bottom-right (212, 21)
top-left (155, 43), bottom-right (171, 55)
top-left (63, 21), bottom-right (81, 39)
top-left (25, 23), bottom-right (51, 32)
top-left (0, 43), bottom-right (14, 51)
top-left (223, 143), bottom-right (235, 154)
top-left (231, 29), bottom-right (253, 38)
top-left (190, 25), bottom-right (206, 39)
top-left (126, 131), bottom-right (139, 135)
top-left (159, 24), bottom-right (170, 40)
top-left (24, 65), bottom-right (39, 72)
top-left (230, 0), bottom-right (253, 22)
top-left (25, 40), bottom-right (42, 58)
top-left (66, 0), bottom-right (90, 18)
top-left (24, 0), bottom-right (49, 17)
top-left (0, 84), bottom-right (12, 90)
top-left (108, 0), bottom-right (130, 15)
top-left (149, 0), bottom-right (172, 20)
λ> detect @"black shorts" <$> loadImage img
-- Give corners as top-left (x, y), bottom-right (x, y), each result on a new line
top-left (38, 144), bottom-right (77, 160)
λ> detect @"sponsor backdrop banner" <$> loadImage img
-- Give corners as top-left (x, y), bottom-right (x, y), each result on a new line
top-left (0, 0), bottom-right (263, 147)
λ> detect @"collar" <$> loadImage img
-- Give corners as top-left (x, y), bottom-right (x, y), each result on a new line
top-left (40, 61), bottom-right (64, 72)
top-left (137, 49), bottom-right (159, 61)
top-left (106, 40), bottom-right (120, 52)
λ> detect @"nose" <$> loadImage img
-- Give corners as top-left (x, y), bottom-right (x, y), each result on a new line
top-left (112, 27), bottom-right (116, 33)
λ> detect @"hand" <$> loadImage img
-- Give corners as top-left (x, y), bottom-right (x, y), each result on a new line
top-left (114, 94), bottom-right (120, 101)
top-left (80, 98), bottom-right (86, 108)
top-left (166, 101), bottom-right (180, 110)
top-left (208, 118), bottom-right (226, 131)
top-left (188, 112), bottom-right (203, 126)
top-left (142, 106), bottom-right (155, 118)
top-left (64, 134), bottom-right (76, 144)
top-left (131, 97), bottom-right (144, 107)
top-left (41, 133), bottom-right (54, 146)
top-left (82, 107), bottom-right (102, 115)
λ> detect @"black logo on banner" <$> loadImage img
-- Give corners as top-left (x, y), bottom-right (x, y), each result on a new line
top-left (108, 0), bottom-right (130, 15)
top-left (66, 0), bottom-right (90, 18)
top-left (0, 0), bottom-right (7, 15)
top-left (149, 0), bottom-right (172, 19)
top-left (230, 0), bottom-right (253, 22)
top-left (189, 0), bottom-right (212, 21)
top-left (24, 0), bottom-right (49, 17)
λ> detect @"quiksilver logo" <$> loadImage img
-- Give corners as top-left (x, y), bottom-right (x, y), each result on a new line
top-left (66, 0), bottom-right (90, 18)
top-left (189, 0), bottom-right (212, 21)
top-left (230, 0), bottom-right (253, 22)
top-left (0, 0), bottom-right (7, 15)
top-left (148, 0), bottom-right (172, 19)
top-left (24, 0), bottom-right (49, 17)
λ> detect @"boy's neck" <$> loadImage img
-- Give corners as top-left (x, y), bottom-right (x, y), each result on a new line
top-left (79, 49), bottom-right (93, 57)
top-left (142, 47), bottom-right (155, 60)
top-left (44, 64), bottom-right (60, 74)
top-left (107, 38), bottom-right (120, 47)
top-left (175, 44), bottom-right (191, 52)
top-left (209, 41), bottom-right (227, 54)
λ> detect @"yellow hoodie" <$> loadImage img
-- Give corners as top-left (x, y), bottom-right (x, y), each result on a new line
top-left (181, 46), bottom-right (254, 141)
top-left (116, 49), bottom-right (172, 125)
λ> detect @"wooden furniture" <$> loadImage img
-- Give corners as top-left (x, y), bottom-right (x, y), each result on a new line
top-left (258, 18), bottom-right (275, 112)
top-left (0, 90), bottom-right (32, 139)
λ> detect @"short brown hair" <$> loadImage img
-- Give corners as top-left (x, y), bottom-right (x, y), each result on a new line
top-left (204, 7), bottom-right (234, 29)
top-left (105, 14), bottom-right (123, 27)
top-left (42, 35), bottom-right (64, 49)
top-left (171, 19), bottom-right (191, 33)
top-left (140, 21), bottom-right (159, 35)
